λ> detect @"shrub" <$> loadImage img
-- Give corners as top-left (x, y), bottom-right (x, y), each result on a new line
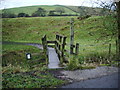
top-left (32, 8), bottom-right (46, 17)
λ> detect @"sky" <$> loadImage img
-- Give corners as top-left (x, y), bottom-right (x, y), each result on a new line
top-left (0, 0), bottom-right (117, 10)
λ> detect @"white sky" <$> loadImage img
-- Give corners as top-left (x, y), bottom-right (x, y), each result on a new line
top-left (0, 0), bottom-right (115, 10)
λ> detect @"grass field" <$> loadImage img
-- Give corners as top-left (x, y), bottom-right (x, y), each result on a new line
top-left (2, 15), bottom-right (117, 57)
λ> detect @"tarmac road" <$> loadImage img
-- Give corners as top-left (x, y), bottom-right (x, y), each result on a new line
top-left (61, 72), bottom-right (119, 88)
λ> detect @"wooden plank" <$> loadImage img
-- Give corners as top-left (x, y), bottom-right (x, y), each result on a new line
top-left (55, 45), bottom-right (62, 56)
top-left (55, 34), bottom-right (67, 63)
top-left (47, 41), bottom-right (56, 44)
top-left (56, 39), bottom-right (62, 46)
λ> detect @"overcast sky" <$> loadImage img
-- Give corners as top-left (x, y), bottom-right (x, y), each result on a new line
top-left (0, 0), bottom-right (116, 10)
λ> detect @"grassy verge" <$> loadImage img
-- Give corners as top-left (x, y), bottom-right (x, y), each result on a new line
top-left (2, 44), bottom-right (65, 88)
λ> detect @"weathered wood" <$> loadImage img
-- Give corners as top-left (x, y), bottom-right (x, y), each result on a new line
top-left (41, 35), bottom-right (48, 65)
top-left (47, 41), bottom-right (56, 44)
top-left (75, 43), bottom-right (79, 55)
top-left (108, 43), bottom-right (111, 63)
top-left (117, 1), bottom-right (120, 59)
top-left (61, 36), bottom-right (67, 62)
top-left (55, 34), bottom-right (67, 63)
top-left (116, 40), bottom-right (118, 59)
top-left (42, 34), bottom-right (67, 67)
top-left (70, 18), bottom-right (74, 54)
top-left (109, 43), bottom-right (111, 55)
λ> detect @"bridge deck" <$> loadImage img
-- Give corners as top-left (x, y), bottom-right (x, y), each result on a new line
top-left (48, 47), bottom-right (61, 69)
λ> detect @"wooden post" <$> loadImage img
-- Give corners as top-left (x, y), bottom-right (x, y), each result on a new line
top-left (116, 40), bottom-right (118, 59)
top-left (109, 43), bottom-right (111, 55)
top-left (118, 1), bottom-right (120, 60)
top-left (75, 43), bottom-right (79, 55)
top-left (108, 43), bottom-right (111, 63)
top-left (115, 1), bottom-right (120, 60)
top-left (60, 36), bottom-right (62, 43)
top-left (70, 18), bottom-right (74, 54)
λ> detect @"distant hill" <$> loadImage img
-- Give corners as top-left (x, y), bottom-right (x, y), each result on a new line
top-left (1, 5), bottom-right (111, 17)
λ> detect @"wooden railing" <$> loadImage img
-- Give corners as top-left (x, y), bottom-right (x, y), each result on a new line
top-left (55, 34), bottom-right (67, 63)
top-left (41, 35), bottom-right (48, 64)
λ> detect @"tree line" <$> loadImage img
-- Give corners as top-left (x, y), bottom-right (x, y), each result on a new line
top-left (1, 7), bottom-right (78, 18)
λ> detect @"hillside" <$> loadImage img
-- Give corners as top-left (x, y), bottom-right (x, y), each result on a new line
top-left (1, 5), bottom-right (107, 16)
top-left (2, 15), bottom-right (117, 57)
top-left (2, 5), bottom-right (78, 16)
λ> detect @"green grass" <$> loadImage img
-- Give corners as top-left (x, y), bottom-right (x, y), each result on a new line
top-left (2, 44), bottom-right (66, 88)
top-left (2, 44), bottom-right (45, 71)
top-left (2, 15), bottom-right (117, 63)
top-left (2, 72), bottom-right (64, 88)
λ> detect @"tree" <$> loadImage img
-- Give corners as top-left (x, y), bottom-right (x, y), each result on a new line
top-left (2, 10), bottom-right (16, 18)
top-left (92, 0), bottom-right (119, 60)
top-left (94, 0), bottom-right (116, 15)
top-left (18, 13), bottom-right (29, 17)
top-left (115, 1), bottom-right (120, 59)
top-left (32, 8), bottom-right (46, 17)
top-left (55, 7), bottom-right (65, 15)
top-left (48, 10), bottom-right (55, 16)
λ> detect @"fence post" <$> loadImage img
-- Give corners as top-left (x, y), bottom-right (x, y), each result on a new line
top-left (108, 43), bottom-right (111, 63)
top-left (70, 18), bottom-right (74, 54)
top-left (116, 40), bottom-right (118, 59)
top-left (75, 43), bottom-right (79, 55)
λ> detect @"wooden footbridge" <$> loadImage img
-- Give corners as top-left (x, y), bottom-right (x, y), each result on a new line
top-left (41, 34), bottom-right (67, 69)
